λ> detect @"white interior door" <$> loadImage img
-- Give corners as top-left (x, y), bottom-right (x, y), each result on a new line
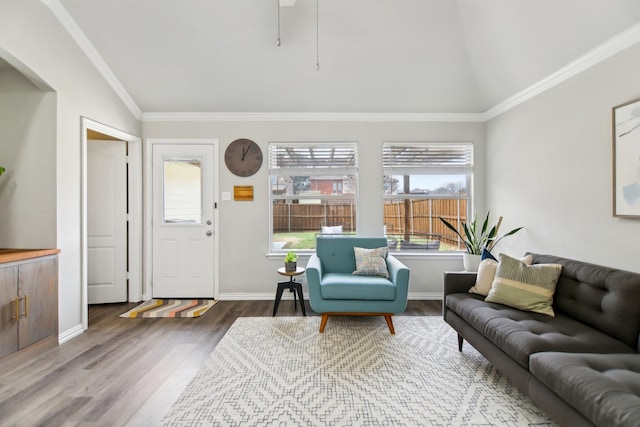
top-left (87, 139), bottom-right (128, 304)
top-left (152, 144), bottom-right (215, 298)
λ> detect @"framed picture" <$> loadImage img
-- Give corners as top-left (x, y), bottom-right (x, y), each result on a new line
top-left (613, 97), bottom-right (640, 217)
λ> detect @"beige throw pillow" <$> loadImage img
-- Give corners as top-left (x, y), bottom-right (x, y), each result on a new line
top-left (469, 254), bottom-right (533, 296)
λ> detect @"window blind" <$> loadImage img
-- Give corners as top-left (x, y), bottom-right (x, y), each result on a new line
top-left (269, 142), bottom-right (358, 174)
top-left (383, 142), bottom-right (473, 173)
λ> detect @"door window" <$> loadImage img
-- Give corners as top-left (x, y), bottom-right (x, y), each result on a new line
top-left (162, 159), bottom-right (203, 224)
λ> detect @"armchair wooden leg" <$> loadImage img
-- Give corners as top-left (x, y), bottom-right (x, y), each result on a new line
top-left (319, 313), bottom-right (395, 333)
top-left (384, 315), bottom-right (395, 334)
top-left (319, 314), bottom-right (329, 333)
top-left (458, 334), bottom-right (464, 352)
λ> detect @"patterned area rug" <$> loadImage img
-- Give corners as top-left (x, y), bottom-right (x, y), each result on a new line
top-left (160, 316), bottom-right (556, 426)
top-left (119, 299), bottom-right (217, 318)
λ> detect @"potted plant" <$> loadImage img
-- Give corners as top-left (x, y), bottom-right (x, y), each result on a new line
top-left (284, 251), bottom-right (298, 272)
top-left (439, 212), bottom-right (523, 271)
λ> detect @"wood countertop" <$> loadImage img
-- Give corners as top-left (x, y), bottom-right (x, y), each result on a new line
top-left (0, 249), bottom-right (61, 264)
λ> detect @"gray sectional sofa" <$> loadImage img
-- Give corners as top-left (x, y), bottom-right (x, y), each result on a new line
top-left (443, 253), bottom-right (640, 427)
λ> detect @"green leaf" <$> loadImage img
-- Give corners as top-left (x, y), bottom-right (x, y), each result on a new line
top-left (439, 217), bottom-right (471, 253)
top-left (440, 213), bottom-right (523, 255)
top-left (480, 211), bottom-right (490, 238)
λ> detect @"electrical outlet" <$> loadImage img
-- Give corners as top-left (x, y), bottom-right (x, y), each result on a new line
top-left (221, 191), bottom-right (231, 201)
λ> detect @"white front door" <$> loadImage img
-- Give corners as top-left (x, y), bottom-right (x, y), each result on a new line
top-left (87, 139), bottom-right (128, 304)
top-left (152, 144), bottom-right (215, 298)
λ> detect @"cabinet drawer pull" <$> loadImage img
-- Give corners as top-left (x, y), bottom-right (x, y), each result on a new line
top-left (12, 297), bottom-right (19, 320)
top-left (21, 295), bottom-right (28, 318)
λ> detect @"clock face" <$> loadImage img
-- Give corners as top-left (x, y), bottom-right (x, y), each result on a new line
top-left (224, 139), bottom-right (263, 177)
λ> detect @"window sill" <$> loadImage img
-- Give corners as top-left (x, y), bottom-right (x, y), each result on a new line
top-left (266, 252), bottom-right (313, 261)
top-left (266, 252), bottom-right (463, 261)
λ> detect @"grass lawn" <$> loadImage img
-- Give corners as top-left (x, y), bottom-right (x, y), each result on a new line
top-left (273, 232), bottom-right (318, 250)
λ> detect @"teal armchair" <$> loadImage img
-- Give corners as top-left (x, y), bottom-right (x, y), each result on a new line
top-left (306, 236), bottom-right (410, 333)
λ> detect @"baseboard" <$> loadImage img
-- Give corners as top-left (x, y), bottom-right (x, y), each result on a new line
top-left (219, 293), bottom-right (288, 301)
top-left (59, 323), bottom-right (85, 345)
top-left (218, 292), bottom-right (442, 301)
top-left (407, 292), bottom-right (442, 300)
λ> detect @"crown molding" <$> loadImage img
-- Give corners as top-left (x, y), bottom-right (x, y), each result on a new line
top-left (42, 0), bottom-right (143, 120)
top-left (484, 21), bottom-right (640, 121)
top-left (141, 111), bottom-right (486, 123)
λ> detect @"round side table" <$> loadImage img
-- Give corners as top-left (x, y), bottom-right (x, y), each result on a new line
top-left (273, 267), bottom-right (306, 316)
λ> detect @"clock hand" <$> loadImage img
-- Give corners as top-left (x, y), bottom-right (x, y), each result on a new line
top-left (241, 145), bottom-right (250, 161)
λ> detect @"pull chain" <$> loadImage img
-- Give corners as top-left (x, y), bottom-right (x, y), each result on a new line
top-left (277, 0), bottom-right (281, 46)
top-left (316, 0), bottom-right (320, 71)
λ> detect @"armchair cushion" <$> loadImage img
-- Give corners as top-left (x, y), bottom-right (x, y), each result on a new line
top-left (320, 273), bottom-right (396, 301)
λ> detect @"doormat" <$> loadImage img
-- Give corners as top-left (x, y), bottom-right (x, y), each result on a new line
top-left (119, 299), bottom-right (217, 318)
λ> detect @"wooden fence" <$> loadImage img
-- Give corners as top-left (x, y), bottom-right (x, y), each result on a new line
top-left (383, 199), bottom-right (467, 246)
top-left (273, 203), bottom-right (356, 232)
top-left (273, 199), bottom-right (467, 246)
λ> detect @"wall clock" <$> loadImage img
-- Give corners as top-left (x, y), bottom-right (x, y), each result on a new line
top-left (224, 139), bottom-right (263, 177)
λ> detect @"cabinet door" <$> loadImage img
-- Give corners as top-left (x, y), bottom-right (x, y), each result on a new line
top-left (18, 257), bottom-right (57, 349)
top-left (0, 266), bottom-right (18, 359)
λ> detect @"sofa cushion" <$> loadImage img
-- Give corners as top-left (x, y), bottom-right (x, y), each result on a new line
top-left (446, 293), bottom-right (635, 368)
top-left (529, 254), bottom-right (640, 351)
top-left (485, 254), bottom-right (562, 316)
top-left (352, 246), bottom-right (389, 278)
top-left (481, 248), bottom-right (497, 261)
top-left (320, 273), bottom-right (395, 301)
top-left (530, 352), bottom-right (640, 427)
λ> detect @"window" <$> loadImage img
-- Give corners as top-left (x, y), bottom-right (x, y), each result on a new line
top-left (162, 159), bottom-right (203, 224)
top-left (270, 142), bottom-right (358, 252)
top-left (383, 142), bottom-right (473, 252)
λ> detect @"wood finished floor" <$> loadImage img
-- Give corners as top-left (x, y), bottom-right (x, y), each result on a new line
top-left (0, 300), bottom-right (441, 427)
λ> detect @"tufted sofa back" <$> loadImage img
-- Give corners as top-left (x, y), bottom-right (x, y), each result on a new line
top-left (316, 236), bottom-right (389, 274)
top-left (529, 253), bottom-right (640, 352)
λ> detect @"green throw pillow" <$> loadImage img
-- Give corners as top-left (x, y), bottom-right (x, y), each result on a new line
top-left (353, 246), bottom-right (389, 278)
top-left (485, 253), bottom-right (562, 316)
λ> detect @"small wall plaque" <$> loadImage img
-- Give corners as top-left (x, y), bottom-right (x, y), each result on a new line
top-left (234, 185), bottom-right (254, 201)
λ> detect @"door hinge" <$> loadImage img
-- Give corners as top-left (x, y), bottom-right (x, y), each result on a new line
top-left (126, 155), bottom-right (130, 164)
top-left (126, 271), bottom-right (130, 280)
top-left (215, 202), bottom-right (218, 209)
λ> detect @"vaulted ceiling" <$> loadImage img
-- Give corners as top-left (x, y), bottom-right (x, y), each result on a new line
top-left (56, 0), bottom-right (640, 115)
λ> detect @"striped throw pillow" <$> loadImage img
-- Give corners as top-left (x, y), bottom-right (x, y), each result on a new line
top-left (485, 253), bottom-right (562, 316)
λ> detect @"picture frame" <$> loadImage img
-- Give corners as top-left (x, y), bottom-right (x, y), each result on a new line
top-left (612, 97), bottom-right (640, 218)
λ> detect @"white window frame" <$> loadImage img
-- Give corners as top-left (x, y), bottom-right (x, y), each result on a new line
top-left (383, 141), bottom-right (473, 253)
top-left (269, 142), bottom-right (359, 253)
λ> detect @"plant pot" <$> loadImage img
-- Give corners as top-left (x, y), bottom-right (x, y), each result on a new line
top-left (462, 253), bottom-right (482, 272)
top-left (285, 261), bottom-right (297, 273)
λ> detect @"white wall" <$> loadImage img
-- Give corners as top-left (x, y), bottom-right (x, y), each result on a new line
top-left (0, 0), bottom-right (140, 336)
top-left (143, 120), bottom-right (486, 298)
top-left (0, 65), bottom-right (56, 248)
top-left (486, 42), bottom-right (640, 273)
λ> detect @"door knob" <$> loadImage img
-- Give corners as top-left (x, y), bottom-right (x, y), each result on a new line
top-left (206, 220), bottom-right (212, 225)
top-left (206, 230), bottom-right (213, 236)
